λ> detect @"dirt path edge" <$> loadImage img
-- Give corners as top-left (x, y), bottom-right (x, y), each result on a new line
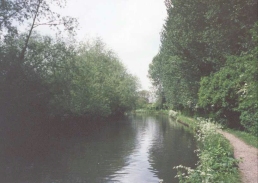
top-left (218, 130), bottom-right (258, 183)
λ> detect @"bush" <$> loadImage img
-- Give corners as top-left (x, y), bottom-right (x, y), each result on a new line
top-left (198, 23), bottom-right (258, 136)
top-left (175, 118), bottom-right (240, 183)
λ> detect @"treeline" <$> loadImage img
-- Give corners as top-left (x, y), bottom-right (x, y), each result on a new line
top-left (0, 0), bottom-right (139, 124)
top-left (149, 0), bottom-right (257, 135)
top-left (0, 35), bottom-right (138, 120)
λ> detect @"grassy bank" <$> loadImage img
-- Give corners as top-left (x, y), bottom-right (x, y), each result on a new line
top-left (176, 114), bottom-right (258, 149)
top-left (174, 116), bottom-right (241, 183)
top-left (134, 109), bottom-right (169, 115)
top-left (176, 115), bottom-right (197, 129)
top-left (135, 110), bottom-right (242, 182)
top-left (226, 129), bottom-right (258, 148)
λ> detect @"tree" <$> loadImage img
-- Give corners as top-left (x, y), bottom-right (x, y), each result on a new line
top-left (198, 23), bottom-right (258, 134)
top-left (0, 0), bottom-right (78, 61)
top-left (135, 90), bottom-right (150, 109)
top-left (149, 0), bottom-right (257, 114)
top-left (0, 32), bottom-right (76, 118)
top-left (1, 33), bottom-right (139, 121)
top-left (47, 39), bottom-right (140, 118)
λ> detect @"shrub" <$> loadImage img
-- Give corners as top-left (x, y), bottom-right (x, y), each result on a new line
top-left (174, 118), bottom-right (240, 183)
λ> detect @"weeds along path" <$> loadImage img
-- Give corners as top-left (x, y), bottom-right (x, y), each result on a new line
top-left (219, 131), bottom-right (258, 183)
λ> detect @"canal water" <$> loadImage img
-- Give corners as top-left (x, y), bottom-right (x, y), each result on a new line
top-left (0, 114), bottom-right (198, 183)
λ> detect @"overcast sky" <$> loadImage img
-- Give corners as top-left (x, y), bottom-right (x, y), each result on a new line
top-left (49, 0), bottom-right (167, 90)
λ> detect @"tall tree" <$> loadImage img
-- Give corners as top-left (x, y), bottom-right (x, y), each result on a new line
top-left (0, 0), bottom-right (78, 60)
top-left (198, 23), bottom-right (258, 134)
top-left (149, 0), bottom-right (257, 112)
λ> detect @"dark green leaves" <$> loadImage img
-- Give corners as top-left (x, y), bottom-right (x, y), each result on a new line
top-left (149, 0), bottom-right (258, 132)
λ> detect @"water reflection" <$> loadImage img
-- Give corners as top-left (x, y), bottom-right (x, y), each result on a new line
top-left (148, 115), bottom-right (198, 182)
top-left (0, 114), bottom-right (197, 183)
top-left (109, 116), bottom-right (160, 183)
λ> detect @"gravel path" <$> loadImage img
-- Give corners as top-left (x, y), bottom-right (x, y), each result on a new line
top-left (219, 131), bottom-right (258, 183)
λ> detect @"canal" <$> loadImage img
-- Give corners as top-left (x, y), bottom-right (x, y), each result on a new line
top-left (0, 114), bottom-right (198, 183)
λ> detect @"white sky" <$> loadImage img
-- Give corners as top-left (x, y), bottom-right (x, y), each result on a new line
top-left (42, 0), bottom-right (167, 90)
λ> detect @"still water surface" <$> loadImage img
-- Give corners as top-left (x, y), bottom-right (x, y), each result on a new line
top-left (1, 114), bottom-right (198, 183)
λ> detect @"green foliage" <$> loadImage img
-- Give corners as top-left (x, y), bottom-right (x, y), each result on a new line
top-left (175, 119), bottom-right (240, 183)
top-left (0, 34), bottom-right (139, 121)
top-left (198, 57), bottom-right (241, 126)
top-left (149, 0), bottom-right (258, 133)
top-left (135, 109), bottom-right (169, 115)
top-left (0, 34), bottom-right (50, 117)
top-left (0, 0), bottom-right (139, 125)
top-left (64, 39), bottom-right (139, 117)
top-left (0, 0), bottom-right (78, 36)
top-left (176, 115), bottom-right (197, 129)
top-left (198, 28), bottom-right (258, 134)
top-left (135, 90), bottom-right (150, 109)
top-left (1, 0), bottom-right (78, 66)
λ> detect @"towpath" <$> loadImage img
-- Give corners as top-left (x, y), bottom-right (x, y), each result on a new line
top-left (219, 131), bottom-right (258, 183)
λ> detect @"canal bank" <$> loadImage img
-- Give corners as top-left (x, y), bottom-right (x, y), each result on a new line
top-left (173, 117), bottom-right (241, 183)
top-left (135, 110), bottom-right (242, 182)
